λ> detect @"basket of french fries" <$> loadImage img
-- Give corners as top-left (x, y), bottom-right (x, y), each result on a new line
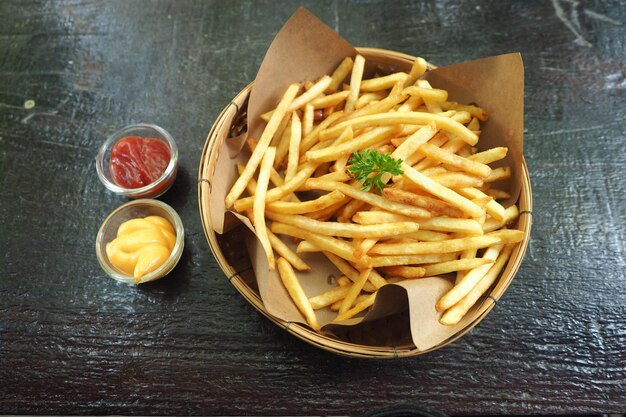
top-left (198, 9), bottom-right (531, 358)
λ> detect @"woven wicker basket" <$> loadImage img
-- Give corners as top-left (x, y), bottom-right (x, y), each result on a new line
top-left (198, 48), bottom-right (532, 358)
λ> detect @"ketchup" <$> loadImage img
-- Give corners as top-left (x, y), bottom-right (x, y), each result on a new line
top-left (110, 136), bottom-right (171, 189)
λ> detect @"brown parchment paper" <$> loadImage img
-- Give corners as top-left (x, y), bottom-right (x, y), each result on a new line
top-left (423, 54), bottom-right (524, 204)
top-left (246, 8), bottom-right (357, 143)
top-left (208, 7), bottom-right (524, 351)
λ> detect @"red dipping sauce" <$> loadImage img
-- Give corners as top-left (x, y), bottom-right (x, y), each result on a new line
top-left (110, 136), bottom-right (171, 189)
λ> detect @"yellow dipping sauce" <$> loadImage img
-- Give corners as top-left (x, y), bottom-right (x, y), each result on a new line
top-left (106, 216), bottom-right (175, 283)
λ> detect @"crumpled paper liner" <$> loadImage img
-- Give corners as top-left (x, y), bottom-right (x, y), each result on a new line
top-left (209, 7), bottom-right (524, 351)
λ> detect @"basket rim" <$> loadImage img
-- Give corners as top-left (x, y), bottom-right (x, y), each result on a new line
top-left (198, 47), bottom-right (532, 358)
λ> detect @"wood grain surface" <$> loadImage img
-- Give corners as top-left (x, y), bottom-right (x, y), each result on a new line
top-left (1, 0), bottom-right (625, 415)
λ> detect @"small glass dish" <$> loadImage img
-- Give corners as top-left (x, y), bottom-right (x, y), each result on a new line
top-left (96, 199), bottom-right (184, 285)
top-left (96, 123), bottom-right (178, 199)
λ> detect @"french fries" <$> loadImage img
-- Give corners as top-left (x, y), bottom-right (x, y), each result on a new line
top-left (225, 83), bottom-right (300, 209)
top-left (277, 257), bottom-right (320, 330)
top-left (224, 54), bottom-right (525, 330)
top-left (253, 147), bottom-right (277, 270)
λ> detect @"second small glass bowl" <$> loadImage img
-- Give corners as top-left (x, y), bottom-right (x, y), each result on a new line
top-left (96, 124), bottom-right (178, 199)
top-left (96, 199), bottom-right (185, 285)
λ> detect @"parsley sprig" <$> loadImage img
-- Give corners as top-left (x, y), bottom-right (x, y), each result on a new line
top-left (348, 150), bottom-right (404, 193)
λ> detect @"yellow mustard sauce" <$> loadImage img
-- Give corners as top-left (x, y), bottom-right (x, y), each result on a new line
top-left (106, 216), bottom-right (175, 283)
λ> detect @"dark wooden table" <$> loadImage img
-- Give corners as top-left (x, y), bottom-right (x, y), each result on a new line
top-left (1, 0), bottom-right (625, 415)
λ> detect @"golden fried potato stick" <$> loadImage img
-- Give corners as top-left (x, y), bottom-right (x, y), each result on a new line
top-left (296, 240), bottom-right (321, 254)
top-left (441, 101), bottom-right (489, 121)
top-left (413, 136), bottom-right (469, 172)
top-left (485, 229), bottom-right (526, 243)
top-left (436, 245), bottom-right (504, 311)
top-left (370, 229), bottom-right (524, 256)
top-left (306, 126), bottom-right (397, 162)
top-left (225, 83), bottom-right (300, 208)
top-left (450, 111), bottom-right (472, 124)
top-left (397, 230), bottom-right (450, 242)
top-left (337, 275), bottom-right (352, 287)
top-left (298, 111), bottom-right (344, 154)
top-left (394, 95), bottom-right (422, 113)
top-left (391, 123), bottom-right (438, 162)
top-left (401, 162), bottom-right (484, 218)
top-left (335, 291), bottom-right (378, 322)
top-left (237, 162), bottom-right (258, 196)
top-left (427, 172), bottom-right (484, 189)
top-left (285, 111), bottom-right (302, 182)
top-left (320, 111), bottom-right (478, 146)
top-left (304, 196), bottom-right (351, 221)
top-left (326, 57), bottom-right (354, 93)
top-left (300, 125), bottom-right (355, 165)
top-left (439, 244), bottom-right (515, 325)
top-left (267, 229), bottom-right (310, 271)
top-left (310, 90), bottom-right (350, 109)
top-left (354, 237), bottom-right (378, 259)
top-left (302, 103), bottom-right (314, 136)
top-left (423, 257), bottom-right (494, 277)
top-left (416, 79), bottom-right (443, 113)
top-left (442, 136), bottom-right (472, 155)
top-left (300, 178), bottom-right (431, 219)
top-left (383, 188), bottom-right (465, 218)
top-left (277, 257), bottom-right (320, 330)
top-left (482, 205), bottom-right (519, 233)
top-left (351, 210), bottom-right (412, 225)
top-left (403, 56), bottom-right (428, 87)
top-left (360, 72), bottom-right (408, 92)
top-left (288, 76), bottom-right (332, 111)
top-left (484, 189), bottom-right (511, 200)
top-left (416, 166), bottom-right (447, 176)
top-left (355, 91), bottom-right (387, 109)
top-left (416, 142), bottom-right (492, 178)
top-left (467, 116), bottom-right (481, 133)
top-left (333, 152), bottom-right (351, 173)
top-left (375, 144), bottom-right (395, 154)
top-left (315, 170), bottom-right (351, 182)
top-left (245, 138), bottom-right (300, 202)
top-left (403, 131), bottom-right (449, 166)
top-left (403, 86), bottom-right (448, 102)
top-left (369, 234), bottom-right (500, 256)
top-left (468, 147), bottom-right (508, 164)
top-left (336, 198), bottom-right (368, 223)
top-left (322, 251), bottom-right (385, 291)
top-left (345, 54), bottom-right (365, 113)
top-left (266, 190), bottom-right (345, 215)
top-left (351, 209), bottom-right (481, 235)
top-left (484, 166), bottom-right (512, 183)
top-left (337, 276), bottom-right (352, 286)
top-left (271, 222), bottom-right (367, 266)
top-left (245, 139), bottom-right (292, 191)
top-left (455, 248), bottom-right (478, 284)
top-left (369, 253), bottom-right (458, 268)
top-left (342, 84), bottom-right (408, 122)
top-left (268, 111), bottom-right (292, 145)
top-left (420, 212), bottom-right (485, 233)
top-left (253, 147), bottom-right (277, 269)
top-left (331, 293), bottom-right (371, 312)
top-left (266, 211), bottom-right (420, 239)
top-left (458, 187), bottom-right (506, 222)
top-left (233, 162), bottom-right (318, 212)
top-left (309, 285), bottom-right (351, 310)
top-left (381, 265), bottom-right (426, 279)
top-left (338, 268), bottom-right (372, 315)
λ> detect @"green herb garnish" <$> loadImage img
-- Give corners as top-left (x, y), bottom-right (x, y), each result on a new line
top-left (348, 150), bottom-right (404, 193)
